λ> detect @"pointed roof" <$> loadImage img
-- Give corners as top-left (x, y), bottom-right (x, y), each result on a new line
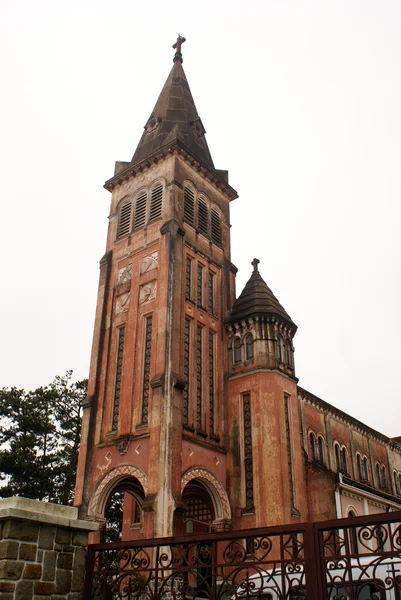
top-left (131, 58), bottom-right (215, 171)
top-left (227, 259), bottom-right (297, 330)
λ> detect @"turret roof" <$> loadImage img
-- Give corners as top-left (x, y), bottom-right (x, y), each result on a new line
top-left (227, 259), bottom-right (297, 330)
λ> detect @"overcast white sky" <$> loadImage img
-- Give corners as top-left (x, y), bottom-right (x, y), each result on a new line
top-left (1, 0), bottom-right (400, 437)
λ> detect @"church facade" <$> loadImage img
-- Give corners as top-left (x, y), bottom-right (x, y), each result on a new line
top-left (74, 40), bottom-right (401, 542)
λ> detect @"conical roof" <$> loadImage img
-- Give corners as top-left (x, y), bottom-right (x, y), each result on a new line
top-left (131, 59), bottom-right (215, 171)
top-left (227, 259), bottom-right (297, 329)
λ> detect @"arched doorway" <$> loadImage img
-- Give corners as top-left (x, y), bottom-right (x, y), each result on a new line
top-left (183, 479), bottom-right (215, 534)
top-left (101, 476), bottom-right (145, 542)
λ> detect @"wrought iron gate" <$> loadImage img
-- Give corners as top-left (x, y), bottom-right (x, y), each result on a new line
top-left (84, 511), bottom-right (401, 599)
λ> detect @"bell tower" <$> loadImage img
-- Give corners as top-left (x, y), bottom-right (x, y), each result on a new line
top-left (74, 38), bottom-right (238, 540)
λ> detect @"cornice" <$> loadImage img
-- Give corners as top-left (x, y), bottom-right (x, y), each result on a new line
top-left (104, 140), bottom-right (238, 201)
top-left (340, 478), bottom-right (401, 510)
top-left (298, 385), bottom-right (401, 453)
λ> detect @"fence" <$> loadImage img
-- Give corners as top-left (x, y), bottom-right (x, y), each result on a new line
top-left (84, 511), bottom-right (401, 599)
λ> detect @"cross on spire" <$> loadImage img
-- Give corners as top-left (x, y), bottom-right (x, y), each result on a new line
top-left (252, 258), bottom-right (260, 273)
top-left (173, 34), bottom-right (186, 63)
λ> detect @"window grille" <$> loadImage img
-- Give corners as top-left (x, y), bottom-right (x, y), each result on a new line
top-left (243, 394), bottom-right (254, 510)
top-left (149, 184), bottom-right (163, 222)
top-left (196, 325), bottom-right (203, 431)
top-left (134, 192), bottom-right (147, 229)
top-left (185, 257), bottom-right (192, 301)
top-left (184, 185), bottom-right (195, 226)
top-left (198, 198), bottom-right (209, 236)
top-left (183, 319), bottom-right (190, 426)
top-left (112, 327), bottom-right (125, 431)
top-left (209, 331), bottom-right (215, 435)
top-left (211, 208), bottom-right (221, 244)
top-left (197, 264), bottom-right (204, 308)
top-left (208, 272), bottom-right (214, 314)
top-left (118, 200), bottom-right (132, 238)
top-left (141, 316), bottom-right (153, 425)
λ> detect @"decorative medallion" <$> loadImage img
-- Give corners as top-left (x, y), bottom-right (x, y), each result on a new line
top-left (116, 292), bottom-right (130, 314)
top-left (191, 118), bottom-right (206, 138)
top-left (115, 436), bottom-right (130, 455)
top-left (139, 281), bottom-right (157, 304)
top-left (118, 264), bottom-right (132, 285)
top-left (144, 114), bottom-right (161, 134)
top-left (140, 252), bottom-right (158, 275)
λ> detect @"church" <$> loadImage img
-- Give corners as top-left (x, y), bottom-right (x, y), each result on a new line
top-left (74, 38), bottom-right (401, 542)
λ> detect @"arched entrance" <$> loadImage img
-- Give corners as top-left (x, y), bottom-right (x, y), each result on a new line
top-left (102, 476), bottom-right (145, 542)
top-left (183, 479), bottom-right (215, 534)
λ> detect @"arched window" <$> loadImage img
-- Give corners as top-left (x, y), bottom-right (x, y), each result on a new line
top-left (149, 184), bottom-right (163, 222)
top-left (317, 437), bottom-right (325, 464)
top-left (277, 337), bottom-right (283, 363)
top-left (198, 197), bottom-right (209, 236)
top-left (134, 192), bottom-right (147, 229)
top-left (363, 457), bottom-right (369, 483)
top-left (341, 447), bottom-right (348, 474)
top-left (284, 339), bottom-right (291, 366)
top-left (348, 511), bottom-right (358, 554)
top-left (334, 444), bottom-right (341, 472)
top-left (357, 454), bottom-right (363, 480)
top-left (245, 334), bottom-right (254, 361)
top-left (233, 338), bottom-right (241, 364)
top-left (118, 199), bottom-right (132, 238)
top-left (381, 466), bottom-right (388, 491)
top-left (211, 207), bottom-right (222, 245)
top-left (309, 432), bottom-right (316, 461)
top-left (394, 471), bottom-right (399, 495)
top-left (399, 473), bottom-right (401, 497)
top-left (184, 185), bottom-right (195, 226)
top-left (375, 463), bottom-right (381, 488)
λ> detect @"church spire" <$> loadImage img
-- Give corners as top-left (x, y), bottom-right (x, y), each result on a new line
top-left (131, 37), bottom-right (215, 171)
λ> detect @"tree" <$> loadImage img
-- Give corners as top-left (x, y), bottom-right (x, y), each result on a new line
top-left (0, 371), bottom-right (87, 504)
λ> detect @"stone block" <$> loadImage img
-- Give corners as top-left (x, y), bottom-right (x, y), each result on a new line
top-left (55, 528), bottom-right (71, 545)
top-left (71, 547), bottom-right (86, 592)
top-left (0, 593), bottom-right (14, 600)
top-left (71, 531), bottom-right (88, 547)
top-left (0, 560), bottom-right (24, 580)
top-left (63, 545), bottom-right (74, 553)
top-left (43, 550), bottom-right (56, 581)
top-left (0, 583), bottom-right (15, 592)
top-left (37, 549), bottom-right (43, 562)
top-left (19, 542), bottom-right (37, 561)
top-left (57, 552), bottom-right (73, 570)
top-left (68, 593), bottom-right (83, 600)
top-left (56, 569), bottom-right (72, 594)
top-left (34, 580), bottom-right (55, 595)
top-left (16, 580), bottom-right (33, 600)
top-left (3, 519), bottom-right (39, 542)
top-left (38, 525), bottom-right (54, 550)
top-left (23, 562), bottom-right (42, 579)
top-left (0, 541), bottom-right (19, 560)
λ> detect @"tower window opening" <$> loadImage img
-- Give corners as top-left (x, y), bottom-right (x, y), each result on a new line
top-left (233, 338), bottom-right (241, 364)
top-left (309, 432), bottom-right (316, 461)
top-left (185, 257), bottom-right (192, 302)
top-left (317, 436), bottom-right (325, 464)
top-left (284, 340), bottom-right (291, 366)
top-left (363, 457), bottom-right (369, 483)
top-left (197, 264), bottom-right (204, 308)
top-left (357, 454), bottom-right (363, 480)
top-left (341, 447), bottom-right (348, 474)
top-left (198, 198), bottom-right (209, 237)
top-left (118, 200), bottom-right (132, 238)
top-left (277, 337), bottom-right (283, 363)
top-left (381, 465), bottom-right (388, 491)
top-left (245, 334), bottom-right (254, 361)
top-left (334, 443), bottom-right (341, 473)
top-left (184, 185), bottom-right (195, 227)
top-left (134, 192), bottom-right (147, 229)
top-left (208, 272), bottom-right (214, 314)
top-left (211, 208), bottom-right (221, 245)
top-left (149, 184), bottom-right (163, 222)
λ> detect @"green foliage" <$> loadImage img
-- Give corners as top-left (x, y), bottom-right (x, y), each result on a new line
top-left (0, 371), bottom-right (87, 504)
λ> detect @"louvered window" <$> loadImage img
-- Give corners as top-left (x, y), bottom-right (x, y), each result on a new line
top-left (134, 192), bottom-right (147, 229)
top-left (211, 208), bottom-right (221, 245)
top-left (198, 198), bottom-right (209, 237)
top-left (149, 184), bottom-right (163, 223)
top-left (184, 186), bottom-right (195, 226)
top-left (118, 200), bottom-right (132, 238)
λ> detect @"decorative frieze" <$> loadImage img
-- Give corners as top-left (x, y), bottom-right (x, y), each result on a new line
top-left (208, 272), bottom-right (214, 314)
top-left (116, 292), bottom-right (130, 314)
top-left (140, 251), bottom-right (158, 275)
top-left (139, 280), bottom-right (157, 304)
top-left (118, 264), bottom-right (132, 285)
top-left (185, 257), bottom-right (192, 301)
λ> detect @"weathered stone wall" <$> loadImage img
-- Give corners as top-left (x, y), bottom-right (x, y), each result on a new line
top-left (0, 497), bottom-right (97, 600)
